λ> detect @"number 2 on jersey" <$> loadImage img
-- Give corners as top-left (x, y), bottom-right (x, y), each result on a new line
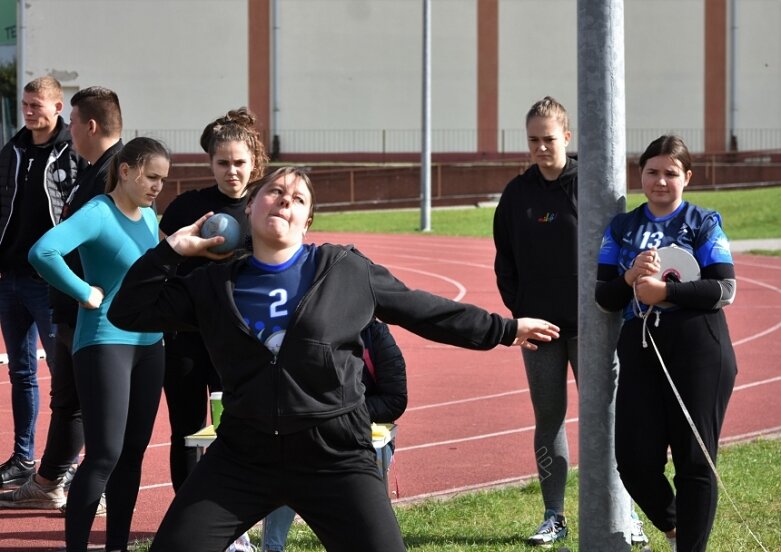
top-left (269, 288), bottom-right (288, 318)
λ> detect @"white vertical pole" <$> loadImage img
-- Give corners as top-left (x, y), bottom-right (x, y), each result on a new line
top-left (577, 0), bottom-right (631, 550)
top-left (16, 0), bottom-right (25, 130)
top-left (728, 0), bottom-right (738, 149)
top-left (271, 0), bottom-right (280, 157)
top-left (420, 0), bottom-right (432, 232)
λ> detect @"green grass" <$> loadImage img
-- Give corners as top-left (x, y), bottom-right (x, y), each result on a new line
top-left (312, 186), bottom-right (781, 242)
top-left (130, 438), bottom-right (781, 551)
top-left (747, 249), bottom-right (781, 257)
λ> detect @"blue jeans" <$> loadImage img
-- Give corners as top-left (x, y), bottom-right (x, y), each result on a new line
top-left (262, 506), bottom-right (297, 551)
top-left (0, 272), bottom-right (56, 461)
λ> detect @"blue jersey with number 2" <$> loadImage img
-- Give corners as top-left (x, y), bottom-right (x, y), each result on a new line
top-left (598, 201), bottom-right (733, 319)
top-left (234, 244), bottom-right (317, 355)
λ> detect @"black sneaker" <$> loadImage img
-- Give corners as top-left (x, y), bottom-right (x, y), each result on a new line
top-left (0, 455), bottom-right (36, 488)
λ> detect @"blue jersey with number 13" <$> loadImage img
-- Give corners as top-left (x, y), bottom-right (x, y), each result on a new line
top-left (598, 201), bottom-right (733, 319)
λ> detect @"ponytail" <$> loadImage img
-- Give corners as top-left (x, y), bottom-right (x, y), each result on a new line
top-left (105, 137), bottom-right (171, 193)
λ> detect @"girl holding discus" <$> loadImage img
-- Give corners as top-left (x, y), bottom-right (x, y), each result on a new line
top-left (595, 135), bottom-right (737, 552)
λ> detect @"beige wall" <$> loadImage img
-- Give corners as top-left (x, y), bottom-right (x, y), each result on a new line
top-left (22, 0), bottom-right (248, 152)
top-left (275, 0), bottom-right (478, 153)
top-left (732, 0), bottom-right (781, 149)
top-left (19, 0), bottom-right (780, 155)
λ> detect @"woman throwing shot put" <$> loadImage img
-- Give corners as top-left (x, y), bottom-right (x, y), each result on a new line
top-left (29, 137), bottom-right (170, 552)
top-left (108, 166), bottom-right (559, 552)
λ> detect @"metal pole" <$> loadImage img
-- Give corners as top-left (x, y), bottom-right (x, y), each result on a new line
top-left (271, 0), bottom-right (280, 158)
top-left (728, 0), bottom-right (737, 150)
top-left (577, 0), bottom-right (631, 550)
top-left (420, 0), bottom-right (431, 232)
top-left (16, 0), bottom-right (25, 130)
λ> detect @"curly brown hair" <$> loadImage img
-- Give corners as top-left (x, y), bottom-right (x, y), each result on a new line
top-left (200, 107), bottom-right (269, 182)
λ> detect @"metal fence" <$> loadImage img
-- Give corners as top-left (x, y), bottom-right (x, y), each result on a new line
top-left (114, 127), bottom-right (781, 156)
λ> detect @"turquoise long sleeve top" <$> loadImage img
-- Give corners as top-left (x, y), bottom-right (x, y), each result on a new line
top-left (29, 194), bottom-right (163, 352)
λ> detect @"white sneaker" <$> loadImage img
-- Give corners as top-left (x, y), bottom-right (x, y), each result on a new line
top-left (59, 493), bottom-right (107, 516)
top-left (630, 510), bottom-right (649, 545)
top-left (0, 475), bottom-right (66, 509)
top-left (225, 532), bottom-right (257, 552)
top-left (528, 509), bottom-right (568, 546)
top-left (667, 536), bottom-right (677, 551)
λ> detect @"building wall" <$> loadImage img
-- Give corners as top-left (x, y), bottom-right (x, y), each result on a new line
top-left (274, 0), bottom-right (478, 154)
top-left (498, 0), bottom-right (578, 152)
top-left (18, 0), bottom-right (781, 156)
top-left (624, 0), bottom-right (704, 150)
top-left (21, 0), bottom-right (249, 152)
top-left (732, 0), bottom-right (781, 150)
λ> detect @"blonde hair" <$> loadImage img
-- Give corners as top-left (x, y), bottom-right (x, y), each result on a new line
top-left (24, 76), bottom-right (64, 102)
top-left (525, 96), bottom-right (569, 132)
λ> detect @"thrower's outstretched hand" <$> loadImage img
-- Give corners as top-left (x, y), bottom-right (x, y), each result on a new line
top-left (513, 318), bottom-right (560, 351)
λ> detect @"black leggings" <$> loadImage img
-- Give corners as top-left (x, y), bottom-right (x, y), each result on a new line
top-left (163, 331), bottom-right (222, 491)
top-left (150, 409), bottom-right (406, 552)
top-left (66, 341), bottom-right (164, 552)
top-left (615, 310), bottom-right (736, 552)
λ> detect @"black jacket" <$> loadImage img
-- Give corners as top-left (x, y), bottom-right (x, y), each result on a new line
top-left (0, 117), bottom-right (83, 250)
top-left (361, 320), bottom-right (407, 423)
top-left (109, 241), bottom-right (516, 435)
top-left (493, 158), bottom-right (578, 337)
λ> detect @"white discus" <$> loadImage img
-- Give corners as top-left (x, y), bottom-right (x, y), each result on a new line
top-left (651, 245), bottom-right (701, 308)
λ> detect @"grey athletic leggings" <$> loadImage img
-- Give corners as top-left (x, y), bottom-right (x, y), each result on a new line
top-left (522, 336), bottom-right (578, 515)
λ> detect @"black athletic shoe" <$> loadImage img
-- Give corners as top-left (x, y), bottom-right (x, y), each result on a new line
top-left (0, 455), bottom-right (36, 488)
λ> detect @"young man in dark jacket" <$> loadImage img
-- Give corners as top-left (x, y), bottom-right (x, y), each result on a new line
top-left (0, 86), bottom-right (121, 509)
top-left (0, 76), bottom-right (84, 488)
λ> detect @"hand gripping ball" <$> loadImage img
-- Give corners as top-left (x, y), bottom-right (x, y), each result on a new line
top-left (200, 213), bottom-right (241, 254)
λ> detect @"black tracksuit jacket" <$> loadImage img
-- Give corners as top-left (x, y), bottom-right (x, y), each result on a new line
top-left (493, 158), bottom-right (578, 338)
top-left (109, 240), bottom-right (517, 436)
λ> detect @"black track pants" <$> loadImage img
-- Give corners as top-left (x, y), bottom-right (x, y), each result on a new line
top-left (615, 310), bottom-right (736, 552)
top-left (150, 409), bottom-right (406, 552)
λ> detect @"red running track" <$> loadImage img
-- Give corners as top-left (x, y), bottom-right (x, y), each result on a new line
top-left (1, 232), bottom-right (780, 551)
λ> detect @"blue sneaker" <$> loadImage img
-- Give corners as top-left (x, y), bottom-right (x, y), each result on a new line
top-left (528, 509), bottom-right (567, 546)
